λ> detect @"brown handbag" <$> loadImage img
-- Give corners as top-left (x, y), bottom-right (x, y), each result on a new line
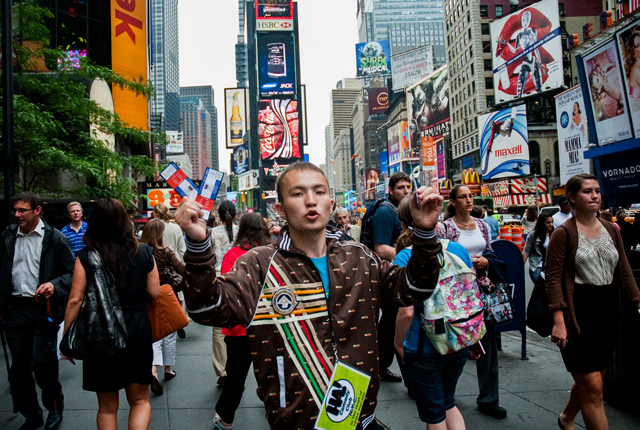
top-left (146, 284), bottom-right (189, 342)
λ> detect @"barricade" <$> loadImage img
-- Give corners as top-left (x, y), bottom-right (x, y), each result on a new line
top-left (511, 226), bottom-right (524, 251)
top-left (499, 226), bottom-right (511, 241)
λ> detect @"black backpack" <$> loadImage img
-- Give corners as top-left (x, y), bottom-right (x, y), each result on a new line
top-left (360, 199), bottom-right (396, 250)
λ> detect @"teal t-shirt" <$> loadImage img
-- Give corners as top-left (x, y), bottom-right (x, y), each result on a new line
top-left (310, 255), bottom-right (330, 298)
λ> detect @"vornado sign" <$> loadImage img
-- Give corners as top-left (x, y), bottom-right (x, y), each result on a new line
top-left (111, 0), bottom-right (148, 131)
top-left (257, 19), bottom-right (293, 31)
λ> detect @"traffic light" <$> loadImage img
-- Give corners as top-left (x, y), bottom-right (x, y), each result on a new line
top-left (567, 33), bottom-right (579, 50)
top-left (583, 22), bottom-right (593, 41)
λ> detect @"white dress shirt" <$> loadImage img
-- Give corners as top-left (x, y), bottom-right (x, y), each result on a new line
top-left (12, 218), bottom-right (45, 296)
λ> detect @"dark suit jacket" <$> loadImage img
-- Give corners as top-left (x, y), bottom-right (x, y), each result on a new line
top-left (0, 221), bottom-right (75, 324)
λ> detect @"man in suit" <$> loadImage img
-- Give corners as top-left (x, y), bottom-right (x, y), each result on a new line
top-left (0, 192), bottom-right (75, 430)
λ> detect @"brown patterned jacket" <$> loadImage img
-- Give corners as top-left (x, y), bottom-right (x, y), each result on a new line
top-left (182, 226), bottom-right (442, 429)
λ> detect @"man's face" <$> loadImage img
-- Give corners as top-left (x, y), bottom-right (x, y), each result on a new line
top-left (335, 212), bottom-right (349, 227)
top-left (68, 205), bottom-right (82, 222)
top-left (274, 169), bottom-right (334, 236)
top-left (390, 179), bottom-right (412, 203)
top-left (13, 200), bottom-right (42, 233)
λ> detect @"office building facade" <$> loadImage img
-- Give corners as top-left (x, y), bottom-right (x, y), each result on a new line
top-left (180, 86), bottom-right (219, 170)
top-left (180, 97), bottom-right (212, 179)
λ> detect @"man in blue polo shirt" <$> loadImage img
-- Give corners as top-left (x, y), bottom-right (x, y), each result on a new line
top-left (60, 202), bottom-right (87, 257)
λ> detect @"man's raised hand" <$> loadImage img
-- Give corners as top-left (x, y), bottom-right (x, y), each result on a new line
top-left (410, 186), bottom-right (444, 230)
top-left (174, 198), bottom-right (207, 242)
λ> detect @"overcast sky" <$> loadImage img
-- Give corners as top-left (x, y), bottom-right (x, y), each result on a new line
top-left (179, 0), bottom-right (359, 173)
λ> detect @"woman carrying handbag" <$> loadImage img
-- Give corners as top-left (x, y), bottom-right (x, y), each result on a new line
top-left (547, 174), bottom-right (640, 430)
top-left (61, 199), bottom-right (160, 430)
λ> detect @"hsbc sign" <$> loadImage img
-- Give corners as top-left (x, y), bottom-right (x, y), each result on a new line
top-left (257, 19), bottom-right (293, 31)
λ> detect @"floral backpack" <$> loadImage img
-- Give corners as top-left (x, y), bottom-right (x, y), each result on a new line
top-left (419, 240), bottom-right (486, 355)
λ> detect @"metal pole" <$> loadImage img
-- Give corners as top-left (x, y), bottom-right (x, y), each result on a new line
top-left (2, 0), bottom-right (15, 223)
top-left (535, 173), bottom-right (540, 214)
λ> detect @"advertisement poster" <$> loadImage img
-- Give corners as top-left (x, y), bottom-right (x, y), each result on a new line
top-left (258, 99), bottom-right (300, 160)
top-left (421, 136), bottom-right (438, 190)
top-left (165, 131), bottom-right (183, 154)
top-left (391, 45), bottom-right (434, 92)
top-left (224, 88), bottom-right (247, 149)
top-left (367, 87), bottom-right (389, 115)
top-left (399, 121), bottom-right (413, 160)
top-left (616, 21), bottom-right (640, 137)
top-left (583, 40), bottom-right (633, 144)
top-left (478, 105), bottom-right (530, 180)
top-left (232, 144), bottom-right (249, 175)
top-left (598, 150), bottom-right (640, 196)
top-left (555, 86), bottom-right (592, 184)
top-left (355, 40), bottom-right (392, 78)
top-left (255, 0), bottom-right (293, 19)
top-left (380, 151), bottom-right (389, 175)
top-left (407, 65), bottom-right (450, 165)
top-left (364, 168), bottom-right (380, 201)
top-left (387, 123), bottom-right (401, 166)
top-left (257, 33), bottom-right (296, 97)
top-left (490, 0), bottom-right (564, 103)
top-left (436, 138), bottom-right (446, 179)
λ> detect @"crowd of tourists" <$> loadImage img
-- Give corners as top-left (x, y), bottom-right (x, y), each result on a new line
top-left (1, 164), bottom-right (638, 430)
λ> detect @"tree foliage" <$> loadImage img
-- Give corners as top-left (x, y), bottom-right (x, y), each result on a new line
top-left (0, 1), bottom-right (161, 207)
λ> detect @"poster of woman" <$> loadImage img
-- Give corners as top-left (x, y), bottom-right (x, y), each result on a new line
top-left (583, 40), bottom-right (632, 145)
top-left (616, 21), bottom-right (640, 137)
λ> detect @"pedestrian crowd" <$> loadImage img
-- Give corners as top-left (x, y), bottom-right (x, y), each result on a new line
top-left (1, 165), bottom-right (639, 430)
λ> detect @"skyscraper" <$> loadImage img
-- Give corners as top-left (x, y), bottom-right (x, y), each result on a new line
top-left (150, 0), bottom-right (180, 131)
top-left (180, 97), bottom-right (212, 179)
top-left (357, 0), bottom-right (446, 65)
top-left (180, 86), bottom-right (219, 170)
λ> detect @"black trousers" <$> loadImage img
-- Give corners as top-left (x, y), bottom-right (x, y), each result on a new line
top-left (377, 302), bottom-right (406, 381)
top-left (216, 335), bottom-right (252, 424)
top-left (5, 298), bottom-right (64, 422)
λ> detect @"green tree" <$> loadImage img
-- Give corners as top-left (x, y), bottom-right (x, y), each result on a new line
top-left (1, 1), bottom-right (161, 207)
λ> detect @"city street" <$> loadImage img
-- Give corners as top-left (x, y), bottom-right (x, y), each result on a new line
top-left (1, 322), bottom-right (639, 429)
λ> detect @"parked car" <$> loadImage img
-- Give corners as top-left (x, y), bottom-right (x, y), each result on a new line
top-left (625, 203), bottom-right (640, 224)
top-left (540, 205), bottom-right (560, 218)
top-left (499, 214), bottom-right (522, 226)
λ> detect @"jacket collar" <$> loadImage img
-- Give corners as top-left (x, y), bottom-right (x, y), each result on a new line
top-left (275, 225), bottom-right (342, 253)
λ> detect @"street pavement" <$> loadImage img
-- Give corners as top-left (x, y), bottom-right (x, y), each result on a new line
top-left (1, 322), bottom-right (639, 429)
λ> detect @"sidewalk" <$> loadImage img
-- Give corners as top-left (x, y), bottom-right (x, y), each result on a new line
top-left (1, 323), bottom-right (639, 429)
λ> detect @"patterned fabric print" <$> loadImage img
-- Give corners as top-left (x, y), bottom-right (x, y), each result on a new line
top-left (252, 257), bottom-right (333, 409)
top-left (575, 225), bottom-right (619, 286)
top-left (421, 246), bottom-right (486, 355)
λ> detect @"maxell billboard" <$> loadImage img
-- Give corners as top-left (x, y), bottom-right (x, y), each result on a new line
top-left (356, 40), bottom-right (392, 78)
top-left (478, 105), bottom-right (530, 180)
top-left (391, 45), bottom-right (434, 92)
top-left (554, 86), bottom-right (592, 185)
top-left (490, 0), bottom-right (564, 103)
top-left (257, 33), bottom-right (297, 97)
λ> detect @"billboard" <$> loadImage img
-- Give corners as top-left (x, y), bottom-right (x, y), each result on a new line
top-left (399, 121), bottom-right (413, 161)
top-left (367, 87), bottom-right (389, 115)
top-left (478, 105), bottom-right (530, 180)
top-left (165, 131), bottom-right (184, 154)
top-left (555, 86), bottom-right (592, 184)
top-left (256, 0), bottom-right (293, 19)
top-left (490, 0), bottom-right (563, 103)
top-left (356, 40), bottom-right (391, 78)
top-left (111, 0), bottom-right (148, 130)
top-left (616, 21), bottom-right (640, 138)
top-left (380, 151), bottom-right (389, 175)
top-left (224, 88), bottom-right (247, 149)
top-left (258, 99), bottom-right (301, 160)
top-left (583, 40), bottom-right (633, 145)
top-left (391, 45), bottom-right (434, 92)
top-left (232, 144), bottom-right (249, 175)
top-left (387, 123), bottom-right (401, 166)
top-left (407, 66), bottom-right (450, 186)
top-left (257, 33), bottom-right (296, 97)
top-left (364, 168), bottom-right (380, 201)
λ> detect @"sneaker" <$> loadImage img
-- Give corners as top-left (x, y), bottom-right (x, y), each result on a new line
top-left (177, 328), bottom-right (186, 339)
top-left (477, 403), bottom-right (507, 419)
top-left (213, 413), bottom-right (233, 430)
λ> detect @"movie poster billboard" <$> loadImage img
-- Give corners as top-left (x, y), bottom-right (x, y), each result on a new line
top-left (387, 123), bottom-right (401, 166)
top-left (391, 45), bottom-right (434, 92)
top-left (478, 105), bottom-right (530, 180)
top-left (224, 88), bottom-right (247, 149)
top-left (399, 121), bottom-right (413, 160)
top-left (555, 86), bottom-right (592, 184)
top-left (364, 168), bottom-right (380, 201)
top-left (616, 21), bottom-right (640, 138)
top-left (257, 33), bottom-right (296, 97)
top-left (367, 87), bottom-right (389, 115)
top-left (490, 0), bottom-right (564, 103)
top-left (407, 66), bottom-right (450, 186)
top-left (258, 99), bottom-right (300, 161)
top-left (356, 40), bottom-right (392, 78)
top-left (583, 40), bottom-right (633, 144)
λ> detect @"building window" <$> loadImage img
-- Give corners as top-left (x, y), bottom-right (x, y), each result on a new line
top-left (495, 5), bottom-right (503, 18)
top-left (484, 59), bottom-right (492, 71)
top-left (480, 5), bottom-right (488, 17)
top-left (470, 64), bottom-right (474, 75)
top-left (482, 40), bottom-right (491, 53)
top-left (481, 23), bottom-right (490, 35)
top-left (487, 96), bottom-right (495, 107)
top-left (511, 4), bottom-right (518, 13)
top-left (485, 77), bottom-right (494, 89)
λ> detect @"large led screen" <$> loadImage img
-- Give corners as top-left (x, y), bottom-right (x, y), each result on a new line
top-left (490, 0), bottom-right (564, 103)
top-left (616, 20), bottom-right (640, 138)
top-left (258, 99), bottom-right (300, 160)
top-left (583, 40), bottom-right (633, 145)
top-left (479, 105), bottom-right (530, 180)
top-left (555, 86), bottom-right (592, 185)
top-left (255, 0), bottom-right (293, 19)
top-left (356, 40), bottom-right (392, 78)
top-left (257, 33), bottom-right (296, 97)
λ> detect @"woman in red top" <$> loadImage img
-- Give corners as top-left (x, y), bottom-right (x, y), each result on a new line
top-left (213, 213), bottom-right (272, 430)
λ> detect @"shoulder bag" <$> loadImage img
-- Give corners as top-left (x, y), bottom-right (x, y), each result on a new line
top-left (60, 250), bottom-right (128, 360)
top-left (146, 284), bottom-right (189, 342)
top-left (163, 248), bottom-right (185, 293)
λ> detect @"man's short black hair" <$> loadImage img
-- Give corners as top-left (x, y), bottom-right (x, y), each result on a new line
top-left (276, 161), bottom-right (328, 202)
top-left (558, 196), bottom-right (569, 206)
top-left (389, 172), bottom-right (411, 191)
top-left (11, 192), bottom-right (42, 210)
